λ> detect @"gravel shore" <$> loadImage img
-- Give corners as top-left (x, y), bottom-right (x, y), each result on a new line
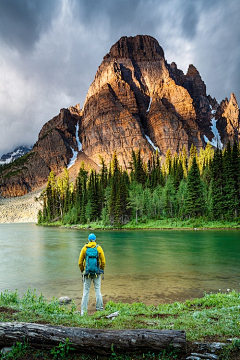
top-left (0, 189), bottom-right (43, 223)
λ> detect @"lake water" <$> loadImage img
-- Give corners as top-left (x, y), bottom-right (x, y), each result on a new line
top-left (0, 223), bottom-right (239, 311)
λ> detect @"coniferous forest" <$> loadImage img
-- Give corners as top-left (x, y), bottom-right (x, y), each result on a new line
top-left (37, 142), bottom-right (240, 227)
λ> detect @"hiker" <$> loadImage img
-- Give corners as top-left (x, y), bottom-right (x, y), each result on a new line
top-left (78, 233), bottom-right (106, 315)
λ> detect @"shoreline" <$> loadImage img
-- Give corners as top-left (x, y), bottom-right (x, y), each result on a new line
top-left (37, 223), bottom-right (240, 231)
top-left (1, 191), bottom-right (239, 230)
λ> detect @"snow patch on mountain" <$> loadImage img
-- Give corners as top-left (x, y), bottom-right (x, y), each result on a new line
top-left (67, 122), bottom-right (82, 169)
top-left (0, 146), bottom-right (32, 165)
top-left (67, 148), bottom-right (78, 169)
top-left (76, 123), bottom-right (82, 151)
top-left (145, 135), bottom-right (159, 152)
top-left (204, 107), bottom-right (223, 149)
top-left (147, 97), bottom-right (152, 112)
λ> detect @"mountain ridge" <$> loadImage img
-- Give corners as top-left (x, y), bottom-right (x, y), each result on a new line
top-left (0, 146), bottom-right (32, 165)
top-left (0, 35), bottom-right (239, 197)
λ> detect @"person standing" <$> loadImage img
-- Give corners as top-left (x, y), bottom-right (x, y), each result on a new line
top-left (78, 233), bottom-right (106, 315)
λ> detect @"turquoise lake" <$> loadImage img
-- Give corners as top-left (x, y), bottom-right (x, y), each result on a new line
top-left (0, 223), bottom-right (239, 311)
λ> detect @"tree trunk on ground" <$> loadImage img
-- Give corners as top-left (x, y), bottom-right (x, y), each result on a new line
top-left (0, 322), bottom-right (186, 355)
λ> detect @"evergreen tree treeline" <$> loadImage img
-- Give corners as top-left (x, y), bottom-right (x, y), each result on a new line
top-left (38, 142), bottom-right (240, 226)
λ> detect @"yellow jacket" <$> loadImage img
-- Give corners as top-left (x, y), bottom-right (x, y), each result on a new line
top-left (78, 241), bottom-right (106, 273)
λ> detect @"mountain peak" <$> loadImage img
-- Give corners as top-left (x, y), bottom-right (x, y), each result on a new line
top-left (230, 92), bottom-right (238, 107)
top-left (107, 35), bottom-right (165, 62)
top-left (186, 64), bottom-right (200, 77)
top-left (0, 35), bottom-right (239, 198)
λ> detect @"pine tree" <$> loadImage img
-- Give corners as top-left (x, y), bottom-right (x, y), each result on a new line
top-left (188, 144), bottom-right (197, 170)
top-left (143, 187), bottom-right (152, 219)
top-left (209, 148), bottom-right (224, 219)
top-left (172, 153), bottom-right (184, 189)
top-left (75, 162), bottom-right (88, 223)
top-left (232, 141), bottom-right (240, 217)
top-left (163, 177), bottom-right (176, 217)
top-left (128, 182), bottom-right (144, 224)
top-left (165, 149), bottom-right (172, 175)
top-left (37, 210), bottom-right (43, 224)
top-left (152, 185), bottom-right (164, 219)
top-left (38, 139), bottom-right (240, 225)
top-left (147, 152), bottom-right (163, 189)
top-left (180, 145), bottom-right (188, 178)
top-left (56, 178), bottom-right (64, 219)
top-left (222, 142), bottom-right (238, 219)
top-left (198, 148), bottom-right (205, 175)
top-left (185, 157), bottom-right (205, 217)
top-left (176, 179), bottom-right (187, 218)
top-left (98, 156), bottom-right (109, 217)
top-left (42, 192), bottom-right (48, 222)
top-left (118, 170), bottom-right (129, 224)
top-left (109, 151), bottom-right (122, 225)
top-left (204, 142), bottom-right (214, 168)
top-left (130, 149), bottom-right (146, 185)
top-left (62, 168), bottom-right (70, 215)
top-left (99, 156), bottom-right (108, 190)
top-left (45, 171), bottom-right (57, 221)
top-left (87, 170), bottom-right (101, 221)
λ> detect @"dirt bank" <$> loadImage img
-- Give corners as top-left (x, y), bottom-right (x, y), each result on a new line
top-left (0, 189), bottom-right (43, 223)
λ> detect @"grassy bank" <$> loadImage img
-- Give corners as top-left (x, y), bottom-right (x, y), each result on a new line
top-left (40, 218), bottom-right (240, 230)
top-left (1, 289), bottom-right (240, 359)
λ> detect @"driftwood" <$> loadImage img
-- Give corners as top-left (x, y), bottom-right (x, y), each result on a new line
top-left (0, 322), bottom-right (186, 355)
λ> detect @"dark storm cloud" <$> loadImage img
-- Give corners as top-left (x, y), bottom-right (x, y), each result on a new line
top-left (181, 1), bottom-right (199, 39)
top-left (77, 0), bottom-right (151, 31)
top-left (0, 0), bottom-right (59, 51)
top-left (0, 0), bottom-right (239, 156)
top-left (75, 0), bottom-right (142, 24)
top-left (191, 0), bottom-right (240, 101)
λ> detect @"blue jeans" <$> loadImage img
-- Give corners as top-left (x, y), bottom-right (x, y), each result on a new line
top-left (81, 275), bottom-right (103, 315)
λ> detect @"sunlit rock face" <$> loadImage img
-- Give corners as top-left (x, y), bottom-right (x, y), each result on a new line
top-left (81, 35), bottom-right (215, 166)
top-left (0, 108), bottom-right (81, 197)
top-left (0, 35), bottom-right (239, 197)
top-left (216, 93), bottom-right (240, 146)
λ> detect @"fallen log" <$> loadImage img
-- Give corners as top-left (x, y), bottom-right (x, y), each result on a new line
top-left (0, 322), bottom-right (186, 355)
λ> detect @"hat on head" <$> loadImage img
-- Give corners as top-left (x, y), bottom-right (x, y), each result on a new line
top-left (88, 233), bottom-right (96, 241)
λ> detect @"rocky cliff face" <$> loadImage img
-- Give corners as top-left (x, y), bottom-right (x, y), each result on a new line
top-left (0, 107), bottom-right (95, 197)
top-left (0, 35), bottom-right (239, 197)
top-left (81, 35), bottom-right (219, 165)
top-left (216, 93), bottom-right (240, 146)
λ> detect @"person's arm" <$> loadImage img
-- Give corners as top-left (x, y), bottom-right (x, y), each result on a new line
top-left (78, 246), bottom-right (86, 272)
top-left (98, 246), bottom-right (106, 270)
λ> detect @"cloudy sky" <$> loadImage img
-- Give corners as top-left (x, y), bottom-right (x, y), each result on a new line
top-left (0, 0), bottom-right (239, 156)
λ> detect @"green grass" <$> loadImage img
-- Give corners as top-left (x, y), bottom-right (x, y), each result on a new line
top-left (123, 218), bottom-right (240, 229)
top-left (43, 218), bottom-right (240, 230)
top-left (1, 289), bottom-right (240, 341)
top-left (1, 289), bottom-right (240, 359)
